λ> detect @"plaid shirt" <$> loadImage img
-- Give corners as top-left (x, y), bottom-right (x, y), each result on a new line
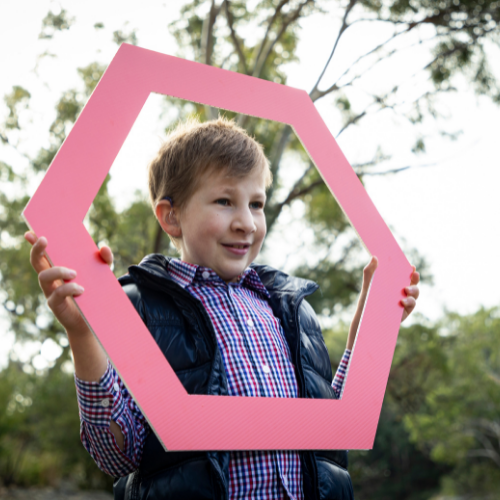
top-left (76, 259), bottom-right (352, 499)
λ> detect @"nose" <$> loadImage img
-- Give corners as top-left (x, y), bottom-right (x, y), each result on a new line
top-left (232, 206), bottom-right (256, 233)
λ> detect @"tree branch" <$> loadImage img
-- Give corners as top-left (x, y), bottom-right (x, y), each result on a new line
top-left (238, 1), bottom-right (313, 128)
top-left (310, 19), bottom-right (442, 103)
top-left (467, 448), bottom-right (500, 468)
top-left (327, 31), bottom-right (410, 95)
top-left (269, 125), bottom-right (293, 178)
top-left (262, 125), bottom-right (294, 233)
top-left (310, 12), bottom-right (488, 105)
top-left (331, 39), bottom-right (469, 137)
top-left (252, 0), bottom-right (290, 74)
top-left (252, 0), bottom-right (314, 79)
top-left (274, 167), bottom-right (322, 212)
top-left (355, 161), bottom-right (436, 176)
top-left (335, 76), bottom-right (446, 139)
top-left (464, 419), bottom-right (500, 468)
top-left (152, 224), bottom-right (164, 254)
top-left (223, 0), bottom-right (248, 74)
top-left (0, 130), bottom-right (32, 163)
top-left (310, 82), bottom-right (340, 102)
top-left (309, 0), bottom-right (358, 100)
top-left (266, 157), bottom-right (314, 232)
top-left (336, 109), bottom-right (367, 137)
top-left (201, 0), bottom-right (221, 66)
top-left (201, 0), bottom-right (222, 120)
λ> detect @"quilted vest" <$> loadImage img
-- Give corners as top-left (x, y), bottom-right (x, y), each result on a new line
top-left (113, 254), bottom-right (354, 500)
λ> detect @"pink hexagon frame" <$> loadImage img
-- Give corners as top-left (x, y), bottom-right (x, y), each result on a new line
top-left (24, 44), bottom-right (412, 451)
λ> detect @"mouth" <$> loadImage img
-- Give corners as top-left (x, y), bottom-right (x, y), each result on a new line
top-left (222, 243), bottom-right (251, 255)
top-left (222, 244), bottom-right (250, 249)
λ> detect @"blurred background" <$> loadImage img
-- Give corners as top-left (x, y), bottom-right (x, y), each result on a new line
top-left (1, 1), bottom-right (499, 498)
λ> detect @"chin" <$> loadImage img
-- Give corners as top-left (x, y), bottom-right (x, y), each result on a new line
top-left (222, 267), bottom-right (246, 283)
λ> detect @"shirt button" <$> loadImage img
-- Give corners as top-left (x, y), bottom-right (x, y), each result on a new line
top-left (113, 382), bottom-right (119, 392)
top-left (262, 364), bottom-right (271, 374)
top-left (100, 399), bottom-right (110, 408)
top-left (247, 319), bottom-right (254, 327)
top-left (202, 271), bottom-right (210, 280)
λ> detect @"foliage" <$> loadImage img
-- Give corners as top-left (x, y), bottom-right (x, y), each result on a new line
top-left (322, 321), bottom-right (449, 499)
top-left (404, 308), bottom-right (500, 496)
top-left (320, 310), bottom-right (500, 499)
top-left (112, 28), bottom-right (138, 46)
top-left (0, 360), bottom-right (112, 489)
top-left (38, 9), bottom-right (74, 40)
top-left (322, 317), bottom-right (483, 499)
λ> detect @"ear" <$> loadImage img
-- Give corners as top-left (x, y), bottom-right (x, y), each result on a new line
top-left (155, 200), bottom-right (182, 238)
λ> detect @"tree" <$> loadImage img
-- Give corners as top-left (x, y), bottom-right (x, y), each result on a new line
top-left (1, 0), bottom-right (499, 490)
top-left (0, 359), bottom-right (112, 488)
top-left (322, 318), bottom-right (452, 499)
top-left (403, 308), bottom-right (500, 497)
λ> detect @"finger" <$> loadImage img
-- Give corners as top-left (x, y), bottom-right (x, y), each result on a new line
top-left (362, 256), bottom-right (378, 290)
top-left (39, 267), bottom-right (77, 296)
top-left (363, 256), bottom-right (378, 276)
top-left (47, 282), bottom-right (85, 310)
top-left (404, 285), bottom-right (420, 300)
top-left (400, 297), bottom-right (416, 323)
top-left (29, 236), bottom-right (52, 274)
top-left (410, 270), bottom-right (420, 286)
top-left (401, 296), bottom-right (416, 314)
top-left (24, 231), bottom-right (37, 245)
top-left (98, 245), bottom-right (114, 267)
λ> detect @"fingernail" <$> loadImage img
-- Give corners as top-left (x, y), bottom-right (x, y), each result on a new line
top-left (75, 286), bottom-right (84, 294)
top-left (67, 270), bottom-right (77, 279)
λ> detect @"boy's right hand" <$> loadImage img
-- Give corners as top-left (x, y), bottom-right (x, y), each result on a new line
top-left (25, 232), bottom-right (125, 448)
top-left (25, 231), bottom-right (113, 334)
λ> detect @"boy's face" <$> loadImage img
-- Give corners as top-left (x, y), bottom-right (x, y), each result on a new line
top-left (177, 167), bottom-right (267, 282)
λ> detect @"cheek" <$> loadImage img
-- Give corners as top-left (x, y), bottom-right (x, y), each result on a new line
top-left (257, 216), bottom-right (267, 240)
top-left (196, 213), bottom-right (226, 241)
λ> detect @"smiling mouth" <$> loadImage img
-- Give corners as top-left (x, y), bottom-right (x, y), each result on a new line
top-left (223, 244), bottom-right (250, 249)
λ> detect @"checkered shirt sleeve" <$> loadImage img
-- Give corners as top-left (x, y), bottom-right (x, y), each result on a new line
top-left (75, 360), bottom-right (149, 477)
top-left (332, 349), bottom-right (351, 398)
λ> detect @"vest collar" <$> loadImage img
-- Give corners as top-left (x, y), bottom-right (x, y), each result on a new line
top-left (124, 253), bottom-right (318, 299)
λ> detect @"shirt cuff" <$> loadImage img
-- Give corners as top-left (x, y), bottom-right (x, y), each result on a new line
top-left (342, 349), bottom-right (351, 364)
top-left (331, 349), bottom-right (352, 398)
top-left (337, 348), bottom-right (351, 380)
top-left (75, 360), bottom-right (125, 428)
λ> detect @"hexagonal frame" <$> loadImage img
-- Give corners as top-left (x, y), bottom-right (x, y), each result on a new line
top-left (23, 44), bottom-right (412, 451)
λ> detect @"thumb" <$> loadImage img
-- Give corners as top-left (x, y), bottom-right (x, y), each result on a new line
top-left (98, 244), bottom-right (114, 267)
top-left (362, 256), bottom-right (378, 288)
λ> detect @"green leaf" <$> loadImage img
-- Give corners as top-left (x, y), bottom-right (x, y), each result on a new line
top-left (38, 9), bottom-right (74, 40)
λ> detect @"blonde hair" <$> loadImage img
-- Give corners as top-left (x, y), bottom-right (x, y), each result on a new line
top-left (148, 117), bottom-right (272, 250)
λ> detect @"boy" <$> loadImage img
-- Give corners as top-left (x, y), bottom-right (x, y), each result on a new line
top-left (25, 118), bottom-right (419, 500)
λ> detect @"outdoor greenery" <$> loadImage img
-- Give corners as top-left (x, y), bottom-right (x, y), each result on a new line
top-left (1, 0), bottom-right (499, 497)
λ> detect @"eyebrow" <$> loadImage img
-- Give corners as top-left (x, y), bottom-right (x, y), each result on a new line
top-left (217, 186), bottom-right (266, 199)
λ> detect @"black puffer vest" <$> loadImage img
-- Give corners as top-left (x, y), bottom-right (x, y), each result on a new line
top-left (113, 254), bottom-right (354, 500)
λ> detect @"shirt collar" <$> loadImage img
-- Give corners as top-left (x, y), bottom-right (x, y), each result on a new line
top-left (167, 258), bottom-right (271, 299)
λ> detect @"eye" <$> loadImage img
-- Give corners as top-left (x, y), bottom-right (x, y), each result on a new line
top-left (216, 198), bottom-right (230, 206)
top-left (250, 201), bottom-right (264, 210)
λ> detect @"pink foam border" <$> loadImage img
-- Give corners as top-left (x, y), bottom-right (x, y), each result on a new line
top-left (24, 44), bottom-right (412, 450)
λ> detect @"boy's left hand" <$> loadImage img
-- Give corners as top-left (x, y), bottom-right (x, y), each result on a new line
top-left (346, 258), bottom-right (420, 349)
top-left (361, 259), bottom-right (420, 323)
top-left (401, 266), bottom-right (420, 322)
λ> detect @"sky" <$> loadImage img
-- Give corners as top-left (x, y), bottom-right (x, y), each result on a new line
top-left (1, 0), bottom-right (500, 367)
